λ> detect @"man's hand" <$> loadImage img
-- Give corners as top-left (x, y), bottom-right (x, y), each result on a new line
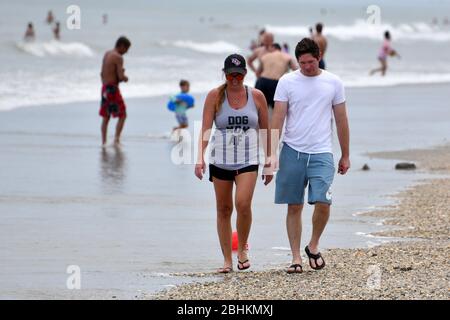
top-left (338, 156), bottom-right (350, 175)
top-left (261, 156), bottom-right (278, 185)
top-left (195, 161), bottom-right (206, 180)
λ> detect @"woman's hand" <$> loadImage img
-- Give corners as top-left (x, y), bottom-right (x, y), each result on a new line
top-left (195, 160), bottom-right (206, 180)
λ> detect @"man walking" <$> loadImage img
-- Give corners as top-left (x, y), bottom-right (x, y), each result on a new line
top-left (271, 38), bottom-right (350, 273)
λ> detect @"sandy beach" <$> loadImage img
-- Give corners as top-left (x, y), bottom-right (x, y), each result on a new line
top-left (151, 144), bottom-right (450, 300)
top-left (2, 0), bottom-right (450, 300)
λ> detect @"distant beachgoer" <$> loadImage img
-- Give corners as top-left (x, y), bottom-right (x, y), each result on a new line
top-left (444, 17), bottom-right (449, 25)
top-left (257, 28), bottom-right (266, 47)
top-left (171, 80), bottom-right (194, 133)
top-left (195, 54), bottom-right (272, 273)
top-left (271, 38), bottom-right (350, 274)
top-left (370, 31), bottom-right (400, 76)
top-left (46, 11), bottom-right (54, 24)
top-left (103, 14), bottom-right (108, 25)
top-left (309, 26), bottom-right (314, 38)
top-left (312, 23), bottom-right (327, 69)
top-left (53, 21), bottom-right (61, 40)
top-left (255, 43), bottom-right (298, 109)
top-left (99, 36), bottom-right (131, 146)
top-left (247, 32), bottom-right (275, 81)
top-left (282, 43), bottom-right (289, 53)
top-left (24, 23), bottom-right (35, 42)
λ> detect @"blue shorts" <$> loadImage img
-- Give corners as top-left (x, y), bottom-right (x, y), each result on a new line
top-left (275, 143), bottom-right (335, 205)
top-left (176, 113), bottom-right (188, 126)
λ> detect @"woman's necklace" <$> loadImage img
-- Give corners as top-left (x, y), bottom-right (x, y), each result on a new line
top-left (228, 88), bottom-right (245, 106)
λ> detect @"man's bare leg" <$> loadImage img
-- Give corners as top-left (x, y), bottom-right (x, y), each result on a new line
top-left (114, 116), bottom-right (126, 145)
top-left (307, 202), bottom-right (330, 268)
top-left (101, 116), bottom-right (110, 146)
top-left (286, 204), bottom-right (303, 271)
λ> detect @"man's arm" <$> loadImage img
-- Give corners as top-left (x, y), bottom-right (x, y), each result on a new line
top-left (254, 90), bottom-right (273, 185)
top-left (194, 89), bottom-right (216, 180)
top-left (333, 102), bottom-right (350, 174)
top-left (115, 55), bottom-right (128, 82)
top-left (289, 56), bottom-right (298, 71)
top-left (247, 48), bottom-right (260, 74)
top-left (322, 37), bottom-right (328, 56)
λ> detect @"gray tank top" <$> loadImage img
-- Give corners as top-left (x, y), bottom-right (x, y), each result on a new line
top-left (210, 86), bottom-right (260, 170)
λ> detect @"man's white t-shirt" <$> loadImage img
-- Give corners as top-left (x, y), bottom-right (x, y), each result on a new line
top-left (274, 69), bottom-right (346, 154)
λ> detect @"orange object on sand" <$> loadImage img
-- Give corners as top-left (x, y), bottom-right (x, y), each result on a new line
top-left (232, 231), bottom-right (249, 251)
top-left (232, 231), bottom-right (239, 251)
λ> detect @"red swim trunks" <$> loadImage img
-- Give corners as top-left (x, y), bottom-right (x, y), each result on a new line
top-left (99, 84), bottom-right (126, 118)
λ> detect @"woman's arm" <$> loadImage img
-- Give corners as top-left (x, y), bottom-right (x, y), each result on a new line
top-left (253, 89), bottom-right (273, 185)
top-left (194, 89), bottom-right (217, 180)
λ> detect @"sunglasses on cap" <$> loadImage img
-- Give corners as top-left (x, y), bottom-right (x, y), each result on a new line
top-left (226, 73), bottom-right (245, 81)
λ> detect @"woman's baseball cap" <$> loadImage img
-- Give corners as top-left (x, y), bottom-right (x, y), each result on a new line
top-left (223, 53), bottom-right (247, 74)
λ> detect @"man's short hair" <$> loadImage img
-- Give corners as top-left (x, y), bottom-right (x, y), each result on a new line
top-left (179, 79), bottom-right (190, 87)
top-left (272, 43), bottom-right (282, 51)
top-left (315, 23), bottom-right (323, 33)
top-left (295, 38), bottom-right (320, 60)
top-left (115, 36), bottom-right (131, 48)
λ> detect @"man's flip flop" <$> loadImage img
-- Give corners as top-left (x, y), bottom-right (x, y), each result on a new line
top-left (305, 245), bottom-right (326, 270)
top-left (217, 267), bottom-right (233, 274)
top-left (237, 260), bottom-right (250, 271)
top-left (287, 264), bottom-right (303, 274)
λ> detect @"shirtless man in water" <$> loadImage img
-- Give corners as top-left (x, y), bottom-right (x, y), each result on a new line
top-left (247, 32), bottom-right (275, 79)
top-left (256, 43), bottom-right (298, 109)
top-left (312, 23), bottom-right (327, 70)
top-left (99, 36), bottom-right (131, 146)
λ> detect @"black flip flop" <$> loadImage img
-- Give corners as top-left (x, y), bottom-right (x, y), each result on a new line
top-left (305, 245), bottom-right (326, 270)
top-left (287, 264), bottom-right (303, 274)
top-left (237, 260), bottom-right (250, 271)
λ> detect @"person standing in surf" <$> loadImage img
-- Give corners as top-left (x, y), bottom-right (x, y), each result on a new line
top-left (311, 23), bottom-right (327, 70)
top-left (255, 43), bottom-right (298, 109)
top-left (195, 54), bottom-right (272, 273)
top-left (99, 36), bottom-right (131, 146)
top-left (24, 23), bottom-right (35, 42)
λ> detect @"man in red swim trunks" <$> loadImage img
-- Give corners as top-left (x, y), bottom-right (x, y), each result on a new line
top-left (100, 36), bottom-right (131, 146)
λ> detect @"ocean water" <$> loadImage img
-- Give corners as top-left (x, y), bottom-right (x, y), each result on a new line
top-left (1, 0), bottom-right (450, 299)
top-left (1, 0), bottom-right (450, 110)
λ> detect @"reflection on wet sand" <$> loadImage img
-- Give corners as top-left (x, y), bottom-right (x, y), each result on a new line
top-left (100, 146), bottom-right (127, 193)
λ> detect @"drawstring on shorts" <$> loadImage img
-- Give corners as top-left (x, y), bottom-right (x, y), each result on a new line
top-left (297, 151), bottom-right (312, 167)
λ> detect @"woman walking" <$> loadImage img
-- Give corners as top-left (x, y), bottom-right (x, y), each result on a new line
top-left (195, 54), bottom-right (272, 273)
